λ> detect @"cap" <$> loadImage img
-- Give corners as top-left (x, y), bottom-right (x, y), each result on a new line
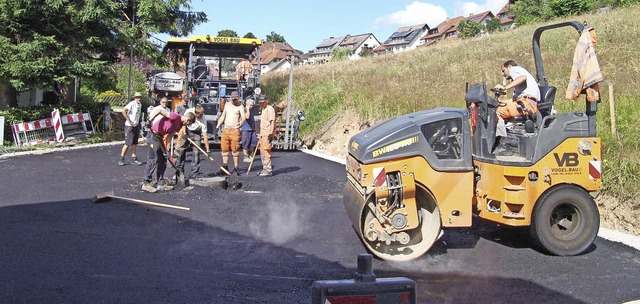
top-left (134, 92), bottom-right (143, 98)
top-left (230, 91), bottom-right (239, 99)
top-left (258, 95), bottom-right (268, 102)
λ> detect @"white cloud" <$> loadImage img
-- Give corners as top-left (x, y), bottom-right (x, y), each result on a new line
top-left (454, 0), bottom-right (508, 17)
top-left (374, 1), bottom-right (449, 29)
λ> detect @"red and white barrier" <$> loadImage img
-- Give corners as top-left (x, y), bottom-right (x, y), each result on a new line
top-left (51, 108), bottom-right (64, 143)
top-left (11, 111), bottom-right (94, 147)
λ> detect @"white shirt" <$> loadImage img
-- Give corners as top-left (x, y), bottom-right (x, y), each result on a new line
top-left (147, 106), bottom-right (171, 125)
top-left (509, 66), bottom-right (540, 102)
top-left (123, 99), bottom-right (142, 127)
top-left (185, 108), bottom-right (207, 133)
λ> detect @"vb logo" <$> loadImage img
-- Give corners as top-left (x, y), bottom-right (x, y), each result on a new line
top-left (554, 153), bottom-right (579, 167)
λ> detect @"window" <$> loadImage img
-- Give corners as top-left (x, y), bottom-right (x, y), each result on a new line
top-left (421, 118), bottom-right (463, 160)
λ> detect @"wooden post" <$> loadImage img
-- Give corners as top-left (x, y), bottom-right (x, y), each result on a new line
top-left (332, 69), bottom-right (335, 87)
top-left (609, 83), bottom-right (616, 137)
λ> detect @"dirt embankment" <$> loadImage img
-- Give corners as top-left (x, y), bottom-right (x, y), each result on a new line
top-left (304, 110), bottom-right (640, 237)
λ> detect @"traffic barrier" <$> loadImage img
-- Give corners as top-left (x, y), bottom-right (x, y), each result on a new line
top-left (11, 111), bottom-right (95, 147)
top-left (52, 108), bottom-right (64, 142)
top-left (312, 254), bottom-right (416, 304)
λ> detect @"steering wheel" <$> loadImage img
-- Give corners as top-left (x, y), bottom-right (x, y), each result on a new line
top-left (429, 125), bottom-right (461, 159)
top-left (491, 88), bottom-right (506, 96)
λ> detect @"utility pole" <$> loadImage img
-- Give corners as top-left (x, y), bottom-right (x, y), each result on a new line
top-left (284, 55), bottom-right (294, 149)
top-left (127, 1), bottom-right (136, 102)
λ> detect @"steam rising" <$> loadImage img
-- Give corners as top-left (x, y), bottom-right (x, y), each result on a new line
top-left (249, 195), bottom-right (306, 245)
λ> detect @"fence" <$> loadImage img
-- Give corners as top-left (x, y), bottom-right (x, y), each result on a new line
top-left (11, 112), bottom-right (95, 147)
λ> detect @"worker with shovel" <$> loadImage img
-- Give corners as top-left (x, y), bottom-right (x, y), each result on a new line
top-left (175, 105), bottom-right (210, 178)
top-left (257, 95), bottom-right (276, 176)
top-left (143, 107), bottom-right (196, 193)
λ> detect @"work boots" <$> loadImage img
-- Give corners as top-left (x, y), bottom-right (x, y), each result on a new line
top-left (243, 150), bottom-right (251, 163)
top-left (142, 181), bottom-right (157, 193)
top-left (259, 166), bottom-right (272, 177)
top-left (175, 170), bottom-right (186, 186)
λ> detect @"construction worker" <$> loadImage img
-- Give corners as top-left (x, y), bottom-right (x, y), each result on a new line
top-left (119, 92), bottom-right (144, 166)
top-left (493, 60), bottom-right (540, 154)
top-left (215, 91), bottom-right (246, 175)
top-left (142, 107), bottom-right (195, 193)
top-left (240, 98), bottom-right (258, 163)
top-left (235, 54), bottom-right (254, 82)
top-left (176, 105), bottom-right (210, 178)
top-left (258, 95), bottom-right (276, 177)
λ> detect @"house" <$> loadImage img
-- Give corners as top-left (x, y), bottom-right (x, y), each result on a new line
top-left (419, 16), bottom-right (465, 46)
top-left (338, 33), bottom-right (381, 60)
top-left (419, 11), bottom-right (495, 46)
top-left (255, 41), bottom-right (302, 74)
top-left (382, 23), bottom-right (430, 53)
top-left (496, 0), bottom-right (517, 29)
top-left (308, 36), bottom-right (345, 64)
top-left (372, 44), bottom-right (388, 55)
top-left (466, 10), bottom-right (495, 28)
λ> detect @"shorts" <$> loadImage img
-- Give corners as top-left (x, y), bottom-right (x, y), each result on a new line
top-left (124, 125), bottom-right (140, 146)
top-left (241, 130), bottom-right (257, 150)
top-left (220, 128), bottom-right (240, 152)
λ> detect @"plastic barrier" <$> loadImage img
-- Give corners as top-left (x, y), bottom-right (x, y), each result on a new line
top-left (11, 111), bottom-right (94, 147)
top-left (52, 108), bottom-right (64, 142)
top-left (312, 254), bottom-right (416, 304)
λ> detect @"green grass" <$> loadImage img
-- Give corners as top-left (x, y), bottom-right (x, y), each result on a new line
top-left (261, 4), bottom-right (640, 202)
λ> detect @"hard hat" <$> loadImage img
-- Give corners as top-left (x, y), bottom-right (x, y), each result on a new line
top-left (134, 92), bottom-right (143, 97)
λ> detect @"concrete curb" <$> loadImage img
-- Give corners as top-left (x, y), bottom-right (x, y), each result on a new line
top-left (299, 148), bottom-right (640, 252)
top-left (0, 141), bottom-right (126, 160)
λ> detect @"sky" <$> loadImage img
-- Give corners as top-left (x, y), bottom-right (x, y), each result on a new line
top-left (157, 0), bottom-right (509, 53)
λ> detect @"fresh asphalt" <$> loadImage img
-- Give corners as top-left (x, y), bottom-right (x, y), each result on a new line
top-left (0, 142), bottom-right (638, 303)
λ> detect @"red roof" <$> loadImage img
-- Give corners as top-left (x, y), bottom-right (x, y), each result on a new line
top-left (254, 41), bottom-right (301, 65)
top-left (421, 16), bottom-right (465, 41)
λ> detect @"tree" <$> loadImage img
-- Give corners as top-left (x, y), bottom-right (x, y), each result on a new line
top-left (331, 48), bottom-right (352, 61)
top-left (266, 31), bottom-right (286, 43)
top-left (115, 64), bottom-right (147, 97)
top-left (243, 32), bottom-right (257, 39)
top-left (458, 20), bottom-right (484, 39)
top-left (549, 0), bottom-right (590, 16)
top-left (0, 0), bottom-right (207, 109)
top-left (511, 0), bottom-right (554, 25)
top-left (485, 18), bottom-right (502, 33)
top-left (218, 29), bottom-right (238, 37)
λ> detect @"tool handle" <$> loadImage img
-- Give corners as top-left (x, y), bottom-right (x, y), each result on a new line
top-left (246, 136), bottom-right (261, 175)
top-left (187, 138), bottom-right (231, 175)
top-left (111, 195), bottom-right (190, 211)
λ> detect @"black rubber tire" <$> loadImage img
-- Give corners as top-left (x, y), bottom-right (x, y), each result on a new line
top-left (530, 185), bottom-right (599, 256)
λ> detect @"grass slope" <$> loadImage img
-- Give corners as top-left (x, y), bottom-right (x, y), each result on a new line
top-left (262, 5), bottom-right (640, 202)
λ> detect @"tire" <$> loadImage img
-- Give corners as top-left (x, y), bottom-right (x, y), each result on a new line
top-left (361, 184), bottom-right (441, 261)
top-left (530, 185), bottom-right (599, 256)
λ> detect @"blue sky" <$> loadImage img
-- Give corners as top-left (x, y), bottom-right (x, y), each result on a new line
top-left (158, 0), bottom-right (508, 52)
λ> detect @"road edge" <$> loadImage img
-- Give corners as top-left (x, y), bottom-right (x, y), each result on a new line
top-left (299, 148), bottom-right (640, 252)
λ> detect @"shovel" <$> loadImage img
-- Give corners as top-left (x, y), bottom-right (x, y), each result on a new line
top-left (92, 191), bottom-right (190, 211)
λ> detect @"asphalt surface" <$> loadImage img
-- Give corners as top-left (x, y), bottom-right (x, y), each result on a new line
top-left (0, 143), bottom-right (639, 303)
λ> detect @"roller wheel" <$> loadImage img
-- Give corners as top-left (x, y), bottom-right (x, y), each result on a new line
top-left (361, 185), bottom-right (441, 261)
top-left (530, 185), bottom-right (599, 256)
